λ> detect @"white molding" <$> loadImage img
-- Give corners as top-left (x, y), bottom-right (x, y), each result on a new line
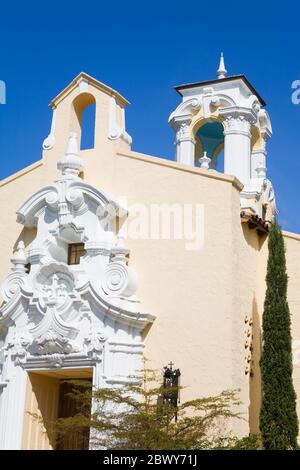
top-left (108, 96), bottom-right (132, 145)
top-left (42, 108), bottom-right (57, 150)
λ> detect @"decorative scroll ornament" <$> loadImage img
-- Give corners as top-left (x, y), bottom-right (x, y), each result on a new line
top-left (262, 179), bottom-right (278, 218)
top-left (1, 241), bottom-right (28, 302)
top-left (102, 235), bottom-right (138, 298)
top-left (102, 262), bottom-right (137, 297)
top-left (1, 271), bottom-right (27, 302)
top-left (108, 96), bottom-right (132, 144)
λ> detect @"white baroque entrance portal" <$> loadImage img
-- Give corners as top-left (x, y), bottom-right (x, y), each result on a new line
top-left (0, 133), bottom-right (155, 450)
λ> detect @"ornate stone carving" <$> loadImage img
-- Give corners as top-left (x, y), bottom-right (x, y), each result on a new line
top-left (220, 107), bottom-right (257, 136)
top-left (258, 109), bottom-right (272, 141)
top-left (102, 236), bottom-right (137, 298)
top-left (35, 330), bottom-right (76, 356)
top-left (0, 130), bottom-right (155, 443)
top-left (176, 122), bottom-right (191, 142)
top-left (47, 353), bottom-right (65, 368)
top-left (35, 263), bottom-right (75, 301)
top-left (102, 261), bottom-right (137, 297)
top-left (262, 179), bottom-right (277, 218)
top-left (27, 263), bottom-right (81, 359)
top-left (1, 241), bottom-right (29, 302)
top-left (6, 329), bottom-right (31, 365)
top-left (1, 271), bottom-right (27, 302)
top-left (85, 329), bottom-right (106, 360)
top-left (222, 114), bottom-right (252, 136)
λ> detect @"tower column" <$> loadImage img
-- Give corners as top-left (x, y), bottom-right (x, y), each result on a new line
top-left (220, 107), bottom-right (257, 185)
top-left (251, 125), bottom-right (271, 179)
top-left (175, 120), bottom-right (196, 166)
top-left (251, 149), bottom-right (267, 179)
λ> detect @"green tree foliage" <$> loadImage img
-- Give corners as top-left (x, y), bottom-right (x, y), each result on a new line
top-left (50, 365), bottom-right (256, 450)
top-left (260, 222), bottom-right (298, 449)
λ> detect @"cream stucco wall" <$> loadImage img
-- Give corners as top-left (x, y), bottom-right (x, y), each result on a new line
top-left (283, 232), bottom-right (300, 427)
top-left (22, 372), bottom-right (60, 450)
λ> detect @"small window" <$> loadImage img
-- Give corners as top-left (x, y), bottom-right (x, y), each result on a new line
top-left (25, 263), bottom-right (31, 274)
top-left (68, 243), bottom-right (86, 265)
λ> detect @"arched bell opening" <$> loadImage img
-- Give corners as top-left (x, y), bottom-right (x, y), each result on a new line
top-left (70, 93), bottom-right (96, 150)
top-left (194, 121), bottom-right (225, 172)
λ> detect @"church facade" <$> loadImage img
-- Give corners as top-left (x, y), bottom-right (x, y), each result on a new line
top-left (0, 58), bottom-right (300, 449)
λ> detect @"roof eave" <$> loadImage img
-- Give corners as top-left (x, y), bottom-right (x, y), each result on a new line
top-left (49, 71), bottom-right (130, 109)
top-left (174, 74), bottom-right (266, 107)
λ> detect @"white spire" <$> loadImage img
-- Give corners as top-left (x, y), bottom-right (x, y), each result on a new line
top-left (57, 132), bottom-right (84, 177)
top-left (217, 52), bottom-right (227, 79)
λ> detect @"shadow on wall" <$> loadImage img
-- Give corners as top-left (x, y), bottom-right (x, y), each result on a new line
top-left (15, 227), bottom-right (37, 251)
top-left (241, 223), bottom-right (268, 252)
top-left (23, 373), bottom-right (59, 450)
top-left (249, 295), bottom-right (262, 435)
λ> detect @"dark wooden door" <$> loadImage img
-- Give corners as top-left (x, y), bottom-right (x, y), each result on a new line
top-left (55, 379), bottom-right (92, 450)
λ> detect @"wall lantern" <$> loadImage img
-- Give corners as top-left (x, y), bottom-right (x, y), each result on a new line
top-left (163, 361), bottom-right (181, 420)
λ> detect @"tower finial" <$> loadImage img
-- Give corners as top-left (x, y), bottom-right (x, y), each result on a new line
top-left (199, 151), bottom-right (211, 170)
top-left (57, 132), bottom-right (84, 177)
top-left (217, 52), bottom-right (227, 79)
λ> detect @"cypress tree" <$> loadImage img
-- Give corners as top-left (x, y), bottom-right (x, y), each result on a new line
top-left (260, 222), bottom-right (298, 449)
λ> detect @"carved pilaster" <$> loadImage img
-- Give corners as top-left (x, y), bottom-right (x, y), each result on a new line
top-left (219, 107), bottom-right (257, 184)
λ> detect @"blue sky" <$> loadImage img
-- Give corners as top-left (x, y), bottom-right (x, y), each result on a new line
top-left (0, 1), bottom-right (299, 232)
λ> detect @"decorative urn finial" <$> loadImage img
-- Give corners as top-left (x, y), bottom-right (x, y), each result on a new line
top-left (217, 52), bottom-right (227, 79)
top-left (199, 151), bottom-right (211, 170)
top-left (11, 240), bottom-right (27, 272)
top-left (57, 132), bottom-right (84, 177)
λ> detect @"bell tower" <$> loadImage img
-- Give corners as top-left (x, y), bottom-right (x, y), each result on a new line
top-left (169, 55), bottom-right (275, 219)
